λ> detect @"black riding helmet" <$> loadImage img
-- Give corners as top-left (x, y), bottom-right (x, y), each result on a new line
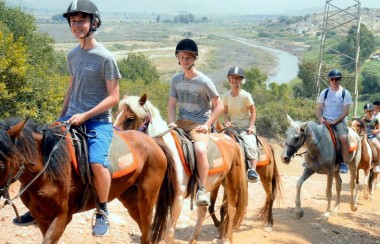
top-left (175, 39), bottom-right (198, 57)
top-left (364, 103), bottom-right (374, 111)
top-left (327, 69), bottom-right (342, 79)
top-left (63, 0), bottom-right (101, 30)
top-left (227, 66), bottom-right (245, 78)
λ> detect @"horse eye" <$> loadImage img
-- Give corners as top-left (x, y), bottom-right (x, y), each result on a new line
top-left (126, 117), bottom-right (134, 122)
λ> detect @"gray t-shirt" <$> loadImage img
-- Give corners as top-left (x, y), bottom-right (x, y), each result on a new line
top-left (169, 71), bottom-right (219, 124)
top-left (66, 44), bottom-right (121, 122)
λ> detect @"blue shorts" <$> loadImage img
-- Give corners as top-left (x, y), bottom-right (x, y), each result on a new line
top-left (59, 116), bottom-right (113, 168)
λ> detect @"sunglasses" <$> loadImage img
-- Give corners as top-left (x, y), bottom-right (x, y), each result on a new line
top-left (329, 78), bottom-right (341, 81)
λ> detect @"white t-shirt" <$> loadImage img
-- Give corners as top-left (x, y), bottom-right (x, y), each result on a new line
top-left (317, 86), bottom-right (352, 121)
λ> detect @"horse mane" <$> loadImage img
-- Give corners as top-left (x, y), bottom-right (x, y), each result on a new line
top-left (1, 118), bottom-right (70, 183)
top-left (39, 124), bottom-right (71, 183)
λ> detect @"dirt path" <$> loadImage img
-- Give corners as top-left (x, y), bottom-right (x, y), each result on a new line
top-left (1, 144), bottom-right (380, 243)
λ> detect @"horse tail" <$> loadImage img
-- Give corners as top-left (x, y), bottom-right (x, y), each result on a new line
top-left (256, 145), bottom-right (283, 224)
top-left (219, 144), bottom-right (248, 235)
top-left (151, 139), bottom-right (179, 243)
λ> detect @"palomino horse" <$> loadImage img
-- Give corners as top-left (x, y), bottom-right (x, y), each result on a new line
top-left (0, 118), bottom-right (178, 244)
top-left (281, 115), bottom-right (361, 220)
top-left (351, 118), bottom-right (379, 200)
top-left (114, 94), bottom-right (248, 243)
top-left (213, 121), bottom-right (282, 232)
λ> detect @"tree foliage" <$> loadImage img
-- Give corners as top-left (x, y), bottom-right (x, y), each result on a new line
top-left (119, 78), bottom-right (170, 119)
top-left (118, 53), bottom-right (160, 84)
top-left (360, 61), bottom-right (380, 95)
top-left (0, 1), bottom-right (67, 122)
top-left (293, 61), bottom-right (318, 99)
top-left (336, 23), bottom-right (375, 71)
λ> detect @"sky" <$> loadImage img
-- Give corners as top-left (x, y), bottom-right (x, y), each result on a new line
top-left (5, 0), bottom-right (380, 15)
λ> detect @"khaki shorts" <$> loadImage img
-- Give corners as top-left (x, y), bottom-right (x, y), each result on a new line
top-left (176, 119), bottom-right (210, 145)
top-left (332, 121), bottom-right (348, 137)
top-left (239, 130), bottom-right (259, 160)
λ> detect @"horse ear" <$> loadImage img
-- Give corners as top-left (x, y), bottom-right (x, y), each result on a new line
top-left (286, 114), bottom-right (293, 124)
top-left (7, 119), bottom-right (29, 139)
top-left (139, 94), bottom-right (147, 106)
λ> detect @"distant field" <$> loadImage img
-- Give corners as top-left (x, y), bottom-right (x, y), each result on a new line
top-left (39, 21), bottom-right (297, 88)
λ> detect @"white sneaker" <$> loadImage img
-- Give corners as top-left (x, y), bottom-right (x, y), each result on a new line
top-left (373, 166), bottom-right (380, 173)
top-left (196, 187), bottom-right (210, 206)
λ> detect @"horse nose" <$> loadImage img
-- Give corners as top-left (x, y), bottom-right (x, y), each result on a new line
top-left (281, 154), bottom-right (290, 164)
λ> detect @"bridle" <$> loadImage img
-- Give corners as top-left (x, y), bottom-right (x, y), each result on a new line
top-left (285, 123), bottom-right (309, 158)
top-left (0, 122), bottom-right (71, 221)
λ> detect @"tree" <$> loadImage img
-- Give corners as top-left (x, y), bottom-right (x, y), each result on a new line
top-left (360, 62), bottom-right (380, 95)
top-left (0, 1), bottom-right (67, 122)
top-left (118, 53), bottom-right (160, 84)
top-left (293, 61), bottom-right (318, 99)
top-left (337, 23), bottom-right (375, 71)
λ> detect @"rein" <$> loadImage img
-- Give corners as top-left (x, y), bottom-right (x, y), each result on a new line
top-left (1, 122), bottom-right (72, 221)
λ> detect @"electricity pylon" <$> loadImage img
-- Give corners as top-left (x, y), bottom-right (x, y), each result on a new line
top-left (316, 0), bottom-right (361, 117)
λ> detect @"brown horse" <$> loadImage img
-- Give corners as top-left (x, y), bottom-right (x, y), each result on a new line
top-left (213, 120), bottom-right (282, 232)
top-left (351, 118), bottom-right (379, 200)
top-left (115, 94), bottom-right (248, 243)
top-left (0, 118), bottom-right (178, 244)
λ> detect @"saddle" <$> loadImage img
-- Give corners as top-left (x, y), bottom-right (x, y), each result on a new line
top-left (325, 123), bottom-right (358, 165)
top-left (223, 128), bottom-right (269, 168)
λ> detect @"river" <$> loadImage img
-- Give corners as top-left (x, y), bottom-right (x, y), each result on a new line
top-left (230, 37), bottom-right (299, 85)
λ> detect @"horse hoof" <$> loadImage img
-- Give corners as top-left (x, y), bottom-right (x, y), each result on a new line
top-left (321, 212), bottom-right (330, 221)
top-left (264, 226), bottom-right (273, 233)
top-left (350, 205), bottom-right (358, 212)
top-left (295, 209), bottom-right (304, 219)
top-left (212, 238), bottom-right (230, 244)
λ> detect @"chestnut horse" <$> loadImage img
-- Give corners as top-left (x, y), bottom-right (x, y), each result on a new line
top-left (0, 118), bottom-right (178, 244)
top-left (114, 94), bottom-right (248, 243)
top-left (351, 118), bottom-right (379, 200)
top-left (281, 115), bottom-right (361, 220)
top-left (213, 120), bottom-right (282, 232)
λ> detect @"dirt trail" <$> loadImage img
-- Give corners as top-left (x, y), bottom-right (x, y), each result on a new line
top-left (1, 143), bottom-right (380, 243)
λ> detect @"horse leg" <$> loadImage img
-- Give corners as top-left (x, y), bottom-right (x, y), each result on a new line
top-left (38, 212), bottom-right (71, 244)
top-left (363, 168), bottom-right (370, 200)
top-left (349, 163), bottom-right (359, 212)
top-left (165, 192), bottom-right (184, 243)
top-left (320, 172), bottom-right (334, 220)
top-left (295, 168), bottom-right (315, 219)
top-left (332, 171), bottom-right (342, 217)
top-left (208, 184), bottom-right (223, 228)
top-left (117, 187), bottom-right (145, 237)
top-left (258, 166), bottom-right (274, 232)
top-left (188, 206), bottom-right (207, 244)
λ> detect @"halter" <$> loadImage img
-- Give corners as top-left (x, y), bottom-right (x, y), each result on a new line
top-left (285, 123), bottom-right (308, 158)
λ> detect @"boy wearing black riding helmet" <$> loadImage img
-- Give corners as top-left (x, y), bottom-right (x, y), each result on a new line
top-left (316, 69), bottom-right (352, 174)
top-left (168, 38), bottom-right (224, 207)
top-left (13, 0), bottom-right (121, 237)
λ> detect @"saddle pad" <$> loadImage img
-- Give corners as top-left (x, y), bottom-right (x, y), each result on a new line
top-left (208, 134), bottom-right (231, 175)
top-left (170, 130), bottom-right (192, 176)
top-left (257, 139), bottom-right (270, 167)
top-left (108, 130), bottom-right (139, 178)
top-left (170, 132), bottom-right (230, 175)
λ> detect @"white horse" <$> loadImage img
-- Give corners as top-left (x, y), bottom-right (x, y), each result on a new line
top-left (114, 94), bottom-right (248, 244)
top-left (281, 115), bottom-right (361, 220)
